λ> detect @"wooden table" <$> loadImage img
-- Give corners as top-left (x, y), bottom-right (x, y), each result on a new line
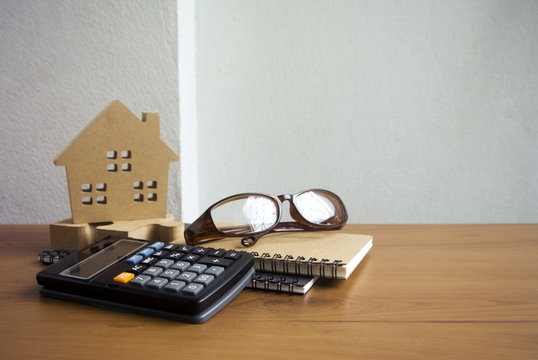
top-left (1, 224), bottom-right (537, 359)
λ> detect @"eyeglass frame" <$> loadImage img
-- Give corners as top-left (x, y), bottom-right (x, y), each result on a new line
top-left (184, 189), bottom-right (348, 247)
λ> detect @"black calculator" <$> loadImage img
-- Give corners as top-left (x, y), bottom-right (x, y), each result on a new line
top-left (36, 237), bottom-right (255, 324)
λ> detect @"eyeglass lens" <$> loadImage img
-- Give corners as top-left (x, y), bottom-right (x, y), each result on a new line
top-left (294, 190), bottom-right (341, 225)
top-left (211, 195), bottom-right (278, 235)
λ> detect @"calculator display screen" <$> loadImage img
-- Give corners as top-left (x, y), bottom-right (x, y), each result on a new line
top-left (60, 239), bottom-right (146, 280)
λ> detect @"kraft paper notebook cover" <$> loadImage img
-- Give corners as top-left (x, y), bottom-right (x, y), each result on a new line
top-left (199, 232), bottom-right (373, 280)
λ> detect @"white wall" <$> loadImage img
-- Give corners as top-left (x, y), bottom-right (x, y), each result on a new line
top-left (0, 0), bottom-right (181, 223)
top-left (2, 1), bottom-right (537, 225)
top-left (194, 0), bottom-right (538, 223)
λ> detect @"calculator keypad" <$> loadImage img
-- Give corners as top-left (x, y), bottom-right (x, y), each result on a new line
top-left (113, 244), bottom-right (236, 297)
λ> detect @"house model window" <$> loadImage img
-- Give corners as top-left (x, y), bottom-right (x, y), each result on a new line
top-left (54, 100), bottom-right (179, 224)
top-left (80, 182), bottom-right (108, 206)
top-left (107, 150), bottom-right (133, 172)
top-left (133, 180), bottom-right (158, 203)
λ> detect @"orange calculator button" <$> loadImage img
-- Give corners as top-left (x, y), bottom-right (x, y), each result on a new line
top-left (113, 272), bottom-right (135, 284)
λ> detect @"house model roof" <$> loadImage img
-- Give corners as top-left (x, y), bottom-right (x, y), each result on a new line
top-left (55, 100), bottom-right (179, 224)
top-left (55, 100), bottom-right (178, 165)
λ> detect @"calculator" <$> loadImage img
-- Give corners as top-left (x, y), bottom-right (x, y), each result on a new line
top-left (36, 237), bottom-right (255, 324)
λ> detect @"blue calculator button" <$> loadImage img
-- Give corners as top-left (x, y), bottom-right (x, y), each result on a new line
top-left (126, 254), bottom-right (144, 264)
top-left (150, 242), bottom-right (165, 250)
top-left (137, 248), bottom-right (155, 257)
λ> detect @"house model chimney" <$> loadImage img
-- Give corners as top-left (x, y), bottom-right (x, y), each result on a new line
top-left (142, 112), bottom-right (160, 138)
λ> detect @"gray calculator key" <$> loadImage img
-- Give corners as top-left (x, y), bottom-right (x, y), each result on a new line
top-left (205, 266), bottom-right (225, 277)
top-left (177, 271), bottom-right (197, 283)
top-left (187, 264), bottom-right (207, 274)
top-left (194, 274), bottom-right (214, 286)
top-left (143, 266), bottom-right (163, 277)
top-left (183, 282), bottom-right (204, 295)
top-left (147, 277), bottom-right (168, 289)
top-left (155, 259), bottom-right (174, 269)
top-left (171, 261), bottom-right (190, 271)
top-left (130, 274), bottom-right (151, 286)
top-left (164, 280), bottom-right (186, 292)
top-left (161, 269), bottom-right (180, 280)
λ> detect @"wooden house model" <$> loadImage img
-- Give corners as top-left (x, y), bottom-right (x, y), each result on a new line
top-left (55, 100), bottom-right (179, 224)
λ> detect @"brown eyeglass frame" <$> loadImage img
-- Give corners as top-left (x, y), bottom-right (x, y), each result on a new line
top-left (184, 189), bottom-right (348, 247)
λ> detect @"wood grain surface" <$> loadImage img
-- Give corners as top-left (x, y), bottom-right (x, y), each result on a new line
top-left (1, 224), bottom-right (536, 359)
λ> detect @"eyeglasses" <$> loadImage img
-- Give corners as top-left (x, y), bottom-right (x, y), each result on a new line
top-left (184, 189), bottom-right (348, 247)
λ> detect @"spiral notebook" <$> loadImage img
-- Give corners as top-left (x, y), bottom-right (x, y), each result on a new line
top-left (199, 231), bottom-right (373, 280)
top-left (247, 272), bottom-right (318, 294)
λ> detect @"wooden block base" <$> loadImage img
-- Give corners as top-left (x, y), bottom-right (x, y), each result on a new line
top-left (49, 214), bottom-right (185, 250)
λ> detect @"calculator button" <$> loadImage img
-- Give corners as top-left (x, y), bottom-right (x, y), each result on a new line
top-left (208, 249), bottom-right (226, 257)
top-left (167, 252), bottom-right (183, 260)
top-left (194, 274), bottom-right (214, 286)
top-left (205, 266), bottom-right (225, 277)
top-left (224, 251), bottom-right (242, 260)
top-left (164, 280), bottom-right (186, 292)
top-left (163, 243), bottom-right (179, 251)
top-left (143, 266), bottom-right (163, 277)
top-left (126, 254), bottom-right (143, 264)
top-left (199, 256), bottom-right (233, 267)
top-left (187, 264), bottom-right (208, 274)
top-left (183, 283), bottom-right (204, 295)
top-left (141, 256), bottom-right (158, 265)
top-left (192, 248), bottom-right (210, 256)
top-left (149, 242), bottom-right (165, 250)
top-left (113, 272), bottom-right (135, 284)
top-left (147, 277), bottom-right (168, 289)
top-left (161, 269), bottom-right (180, 280)
top-left (129, 275), bottom-right (151, 286)
top-left (182, 254), bottom-right (200, 263)
top-left (138, 248), bottom-right (155, 257)
top-left (155, 259), bottom-right (174, 269)
top-left (171, 261), bottom-right (190, 272)
top-left (152, 250), bottom-right (169, 258)
top-left (177, 271), bottom-right (197, 283)
top-left (128, 264), bottom-right (147, 274)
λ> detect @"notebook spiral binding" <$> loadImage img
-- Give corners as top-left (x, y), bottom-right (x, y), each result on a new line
top-left (251, 252), bottom-right (344, 279)
top-left (38, 250), bottom-right (71, 265)
top-left (251, 272), bottom-right (299, 294)
top-left (283, 255), bottom-right (293, 275)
